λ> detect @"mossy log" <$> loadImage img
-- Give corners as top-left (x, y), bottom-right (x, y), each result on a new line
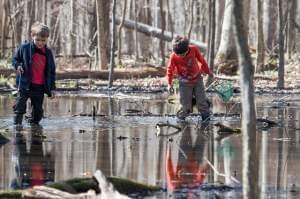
top-left (0, 190), bottom-right (22, 198)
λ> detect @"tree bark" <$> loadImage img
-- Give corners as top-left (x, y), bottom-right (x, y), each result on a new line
top-left (158, 0), bottom-right (166, 66)
top-left (117, 0), bottom-right (127, 65)
top-left (255, 0), bottom-right (265, 73)
top-left (206, 0), bottom-right (216, 86)
top-left (108, 0), bottom-right (116, 87)
top-left (232, 0), bottom-right (259, 198)
top-left (187, 0), bottom-right (195, 40)
top-left (287, 0), bottom-right (297, 59)
top-left (215, 0), bottom-right (237, 71)
top-left (263, 0), bottom-right (277, 50)
top-left (215, 0), bottom-right (225, 50)
top-left (277, 0), bottom-right (284, 88)
top-left (96, 0), bottom-right (110, 70)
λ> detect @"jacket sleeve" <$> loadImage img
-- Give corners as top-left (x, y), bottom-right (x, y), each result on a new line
top-left (166, 54), bottom-right (175, 85)
top-left (12, 46), bottom-right (24, 70)
top-left (194, 47), bottom-right (211, 75)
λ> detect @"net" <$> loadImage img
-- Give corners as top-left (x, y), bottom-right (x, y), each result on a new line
top-left (211, 80), bottom-right (234, 102)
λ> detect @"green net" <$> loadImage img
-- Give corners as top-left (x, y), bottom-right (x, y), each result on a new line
top-left (212, 80), bottom-right (234, 102)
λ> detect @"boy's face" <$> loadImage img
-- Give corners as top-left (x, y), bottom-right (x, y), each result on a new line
top-left (32, 35), bottom-right (48, 49)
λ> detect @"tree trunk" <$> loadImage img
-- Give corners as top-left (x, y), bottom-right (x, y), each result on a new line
top-left (255, 0), bottom-right (265, 73)
top-left (166, 0), bottom-right (174, 39)
top-left (124, 0), bottom-right (134, 55)
top-left (137, 0), bottom-right (152, 62)
top-left (215, 0), bottom-right (237, 72)
top-left (263, 0), bottom-right (277, 50)
top-left (187, 0), bottom-right (195, 40)
top-left (277, 0), bottom-right (284, 89)
top-left (158, 0), bottom-right (166, 66)
top-left (206, 0), bottom-right (216, 86)
top-left (134, 0), bottom-right (139, 61)
top-left (96, 0), bottom-right (110, 70)
top-left (215, 0), bottom-right (225, 50)
top-left (232, 0), bottom-right (259, 198)
top-left (117, 0), bottom-right (127, 65)
top-left (287, 0), bottom-right (297, 59)
top-left (0, 0), bottom-right (8, 58)
top-left (108, 0), bottom-right (116, 87)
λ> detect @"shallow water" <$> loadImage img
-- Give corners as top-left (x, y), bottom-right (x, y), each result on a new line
top-left (0, 93), bottom-right (300, 198)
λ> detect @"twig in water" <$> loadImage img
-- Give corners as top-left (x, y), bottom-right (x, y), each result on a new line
top-left (205, 158), bottom-right (240, 184)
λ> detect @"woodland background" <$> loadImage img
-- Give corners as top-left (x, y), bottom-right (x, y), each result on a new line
top-left (0, 0), bottom-right (299, 87)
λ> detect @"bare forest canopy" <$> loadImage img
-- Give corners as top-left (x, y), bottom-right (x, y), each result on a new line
top-left (0, 0), bottom-right (299, 75)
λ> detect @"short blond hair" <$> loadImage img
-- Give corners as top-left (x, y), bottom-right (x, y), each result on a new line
top-left (31, 22), bottom-right (50, 37)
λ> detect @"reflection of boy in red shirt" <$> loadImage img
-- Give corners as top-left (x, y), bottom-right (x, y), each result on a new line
top-left (166, 127), bottom-right (209, 191)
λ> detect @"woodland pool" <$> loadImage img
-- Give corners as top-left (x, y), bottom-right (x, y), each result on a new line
top-left (0, 93), bottom-right (300, 198)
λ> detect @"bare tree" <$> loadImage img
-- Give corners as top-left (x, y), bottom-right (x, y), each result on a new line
top-left (215, 0), bottom-right (225, 50)
top-left (206, 0), bottom-right (216, 86)
top-left (159, 0), bottom-right (166, 66)
top-left (96, 0), bottom-right (110, 70)
top-left (108, 0), bottom-right (116, 87)
top-left (255, 0), bottom-right (265, 73)
top-left (187, 0), bottom-right (195, 40)
top-left (215, 0), bottom-right (237, 74)
top-left (263, 0), bottom-right (277, 50)
top-left (166, 0), bottom-right (174, 39)
top-left (117, 0), bottom-right (128, 65)
top-left (232, 0), bottom-right (259, 198)
top-left (287, 0), bottom-right (297, 59)
top-left (277, 0), bottom-right (284, 88)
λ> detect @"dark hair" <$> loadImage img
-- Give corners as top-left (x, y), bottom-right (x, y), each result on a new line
top-left (172, 35), bottom-right (189, 54)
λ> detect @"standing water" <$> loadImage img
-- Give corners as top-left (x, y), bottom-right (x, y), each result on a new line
top-left (0, 93), bottom-right (300, 198)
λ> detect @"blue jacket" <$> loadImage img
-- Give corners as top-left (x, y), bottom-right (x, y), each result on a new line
top-left (12, 41), bottom-right (56, 97)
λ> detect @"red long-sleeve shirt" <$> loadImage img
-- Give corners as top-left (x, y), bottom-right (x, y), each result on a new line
top-left (166, 45), bottom-right (210, 85)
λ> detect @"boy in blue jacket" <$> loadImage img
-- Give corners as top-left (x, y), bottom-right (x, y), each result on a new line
top-left (12, 22), bottom-right (56, 125)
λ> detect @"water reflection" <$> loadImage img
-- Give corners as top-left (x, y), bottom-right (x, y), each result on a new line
top-left (0, 95), bottom-right (300, 198)
top-left (10, 126), bottom-right (54, 189)
top-left (166, 126), bottom-right (208, 195)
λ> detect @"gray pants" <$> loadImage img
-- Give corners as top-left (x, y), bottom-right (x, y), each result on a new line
top-left (178, 76), bottom-right (210, 119)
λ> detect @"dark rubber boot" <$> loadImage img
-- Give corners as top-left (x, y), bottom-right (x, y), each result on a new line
top-left (14, 114), bottom-right (23, 125)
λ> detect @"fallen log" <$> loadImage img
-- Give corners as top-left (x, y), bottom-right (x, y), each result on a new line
top-left (0, 171), bottom-right (162, 198)
top-left (0, 66), bottom-right (166, 80)
top-left (114, 17), bottom-right (207, 52)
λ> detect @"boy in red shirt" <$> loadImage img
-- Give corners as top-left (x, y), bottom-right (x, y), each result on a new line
top-left (12, 22), bottom-right (56, 126)
top-left (167, 36), bottom-right (213, 121)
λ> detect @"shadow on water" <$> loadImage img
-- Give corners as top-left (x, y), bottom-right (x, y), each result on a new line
top-left (0, 94), bottom-right (300, 198)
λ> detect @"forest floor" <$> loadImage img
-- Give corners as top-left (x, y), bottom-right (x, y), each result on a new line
top-left (1, 54), bottom-right (300, 94)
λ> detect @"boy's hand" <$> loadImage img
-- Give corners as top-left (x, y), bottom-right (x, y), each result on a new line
top-left (168, 84), bottom-right (174, 95)
top-left (16, 66), bottom-right (24, 75)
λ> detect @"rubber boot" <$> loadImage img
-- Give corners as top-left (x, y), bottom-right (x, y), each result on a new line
top-left (14, 114), bottom-right (23, 125)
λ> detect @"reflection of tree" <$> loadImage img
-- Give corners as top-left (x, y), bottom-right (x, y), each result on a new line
top-left (10, 127), bottom-right (54, 189)
top-left (166, 126), bottom-right (208, 192)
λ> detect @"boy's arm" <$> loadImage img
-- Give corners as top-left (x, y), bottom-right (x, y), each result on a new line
top-left (194, 47), bottom-right (212, 75)
top-left (166, 54), bottom-right (176, 85)
top-left (166, 55), bottom-right (175, 94)
top-left (12, 46), bottom-right (24, 70)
